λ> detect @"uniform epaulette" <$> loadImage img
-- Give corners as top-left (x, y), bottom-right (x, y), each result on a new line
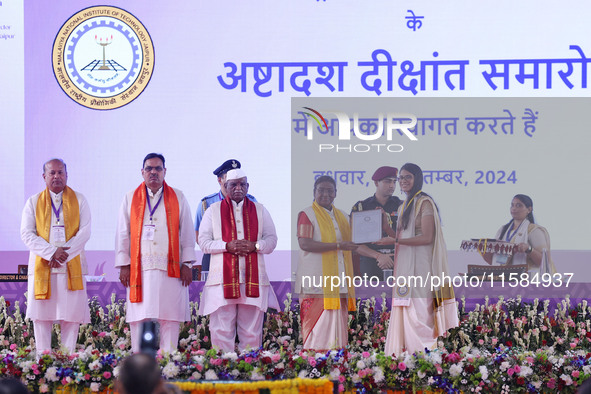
top-left (201, 192), bottom-right (218, 202)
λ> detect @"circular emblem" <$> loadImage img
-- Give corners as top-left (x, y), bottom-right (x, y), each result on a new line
top-left (396, 285), bottom-right (409, 297)
top-left (52, 6), bottom-right (154, 110)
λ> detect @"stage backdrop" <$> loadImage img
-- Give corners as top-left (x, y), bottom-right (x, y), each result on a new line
top-left (0, 1), bottom-right (589, 282)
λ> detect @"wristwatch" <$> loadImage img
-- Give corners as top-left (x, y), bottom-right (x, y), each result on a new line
top-left (255, 242), bottom-right (260, 252)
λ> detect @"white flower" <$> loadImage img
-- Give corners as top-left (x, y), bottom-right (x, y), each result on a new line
top-left (192, 371), bottom-right (202, 380)
top-left (89, 359), bottom-right (103, 371)
top-left (356, 360), bottom-right (366, 369)
top-left (172, 352), bottom-right (182, 362)
top-left (417, 370), bottom-right (426, 379)
top-left (231, 369), bottom-right (240, 377)
top-left (193, 355), bottom-right (205, 365)
top-left (500, 361), bottom-right (510, 371)
top-left (532, 381), bottom-right (542, 389)
top-left (373, 366), bottom-right (385, 383)
top-left (104, 364), bottom-right (117, 379)
top-left (250, 370), bottom-right (265, 380)
top-left (351, 373), bottom-right (361, 383)
top-left (162, 362), bottom-right (179, 379)
top-left (329, 368), bottom-right (341, 380)
top-left (90, 382), bottom-right (100, 392)
top-left (479, 365), bottom-right (488, 381)
top-left (45, 367), bottom-right (59, 382)
top-left (449, 363), bottom-right (463, 377)
top-left (222, 351), bottom-right (238, 361)
top-left (403, 354), bottom-right (416, 370)
top-left (518, 365), bottom-right (533, 377)
top-left (205, 370), bottom-right (219, 380)
top-left (298, 370), bottom-right (308, 379)
top-left (427, 351), bottom-right (442, 365)
top-left (561, 374), bottom-right (573, 386)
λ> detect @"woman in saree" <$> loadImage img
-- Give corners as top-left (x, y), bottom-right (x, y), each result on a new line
top-left (482, 194), bottom-right (556, 275)
top-left (380, 163), bottom-right (459, 356)
top-left (295, 175), bottom-right (357, 350)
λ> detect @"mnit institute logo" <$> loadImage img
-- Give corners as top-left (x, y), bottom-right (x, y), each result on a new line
top-left (52, 6), bottom-right (154, 110)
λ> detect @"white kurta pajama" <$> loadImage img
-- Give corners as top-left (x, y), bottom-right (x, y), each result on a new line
top-left (21, 189), bottom-right (91, 354)
top-left (115, 186), bottom-right (196, 353)
top-left (198, 199), bottom-right (279, 353)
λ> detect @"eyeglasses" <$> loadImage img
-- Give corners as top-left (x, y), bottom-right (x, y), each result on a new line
top-left (397, 175), bottom-right (413, 181)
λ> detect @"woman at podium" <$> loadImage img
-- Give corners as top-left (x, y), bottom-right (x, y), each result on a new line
top-left (482, 194), bottom-right (556, 274)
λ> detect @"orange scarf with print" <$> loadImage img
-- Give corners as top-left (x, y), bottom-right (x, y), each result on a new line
top-left (129, 181), bottom-right (180, 303)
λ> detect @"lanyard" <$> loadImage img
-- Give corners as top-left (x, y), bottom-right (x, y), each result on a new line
top-left (51, 199), bottom-right (63, 224)
top-left (146, 188), bottom-right (163, 222)
top-left (505, 220), bottom-right (523, 242)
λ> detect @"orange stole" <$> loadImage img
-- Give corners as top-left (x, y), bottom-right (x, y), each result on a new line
top-left (129, 181), bottom-right (180, 303)
top-left (221, 196), bottom-right (259, 299)
top-left (34, 186), bottom-right (84, 300)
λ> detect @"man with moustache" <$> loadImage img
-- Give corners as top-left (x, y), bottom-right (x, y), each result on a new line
top-left (21, 158), bottom-right (91, 355)
top-left (194, 159), bottom-right (256, 280)
top-left (116, 153), bottom-right (196, 353)
top-left (351, 166), bottom-right (402, 279)
top-left (198, 169), bottom-right (278, 352)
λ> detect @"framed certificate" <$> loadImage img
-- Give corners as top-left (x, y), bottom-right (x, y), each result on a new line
top-left (351, 209), bottom-right (382, 243)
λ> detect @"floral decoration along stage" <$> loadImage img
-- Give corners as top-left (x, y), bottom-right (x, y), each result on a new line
top-left (1, 293), bottom-right (591, 392)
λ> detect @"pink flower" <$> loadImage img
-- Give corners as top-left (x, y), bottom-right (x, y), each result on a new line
top-left (211, 358), bottom-right (222, 366)
top-left (85, 374), bottom-right (91, 380)
top-left (362, 351), bottom-right (370, 358)
top-left (478, 339), bottom-right (484, 345)
top-left (436, 364), bottom-right (443, 374)
top-left (491, 338), bottom-right (498, 345)
top-left (271, 354), bottom-right (281, 362)
top-left (189, 328), bottom-right (195, 334)
top-left (119, 343), bottom-right (126, 350)
top-left (309, 359), bottom-right (317, 367)
top-left (61, 378), bottom-right (68, 385)
top-left (33, 370), bottom-right (40, 375)
top-left (573, 371), bottom-right (580, 378)
top-left (571, 342), bottom-right (577, 349)
top-left (338, 375), bottom-right (345, 383)
top-left (398, 362), bottom-right (406, 371)
top-left (245, 356), bottom-right (253, 364)
top-left (507, 368), bottom-right (515, 376)
top-left (9, 344), bottom-right (16, 351)
top-left (338, 384), bottom-right (345, 392)
top-left (103, 371), bottom-right (112, 379)
top-left (526, 357), bottom-right (534, 364)
top-left (547, 379), bottom-right (556, 389)
top-left (514, 365), bottom-right (521, 373)
top-left (203, 336), bottom-right (209, 342)
top-left (196, 365), bottom-right (203, 372)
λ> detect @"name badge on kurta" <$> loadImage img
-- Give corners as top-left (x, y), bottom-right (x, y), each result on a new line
top-left (52, 225), bottom-right (66, 243)
top-left (142, 225), bottom-right (156, 241)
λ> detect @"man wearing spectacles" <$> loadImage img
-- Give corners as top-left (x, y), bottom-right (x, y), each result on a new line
top-left (116, 153), bottom-right (196, 353)
top-left (351, 166), bottom-right (402, 280)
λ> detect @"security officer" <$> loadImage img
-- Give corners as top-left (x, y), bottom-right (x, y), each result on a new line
top-left (351, 166), bottom-right (402, 279)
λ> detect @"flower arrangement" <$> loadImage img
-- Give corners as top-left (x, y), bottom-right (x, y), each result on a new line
top-left (1, 294), bottom-right (591, 392)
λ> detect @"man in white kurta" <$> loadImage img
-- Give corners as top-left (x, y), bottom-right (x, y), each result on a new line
top-left (115, 153), bottom-right (196, 354)
top-left (21, 159), bottom-right (91, 355)
top-left (198, 169), bottom-right (279, 353)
